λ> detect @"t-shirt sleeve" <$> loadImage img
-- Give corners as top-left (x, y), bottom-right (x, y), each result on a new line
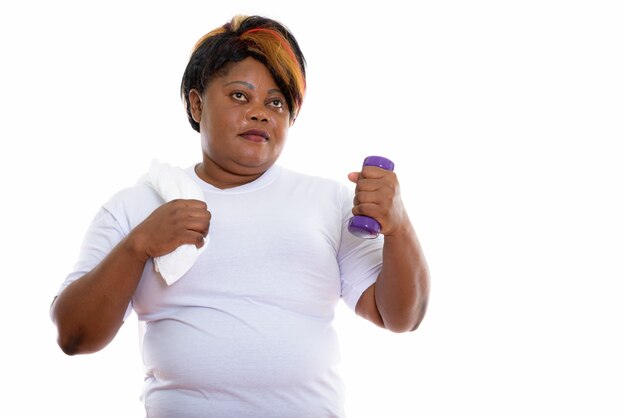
top-left (337, 185), bottom-right (384, 311)
top-left (56, 205), bottom-right (133, 320)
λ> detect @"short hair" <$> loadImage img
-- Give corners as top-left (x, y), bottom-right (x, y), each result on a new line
top-left (181, 15), bottom-right (307, 132)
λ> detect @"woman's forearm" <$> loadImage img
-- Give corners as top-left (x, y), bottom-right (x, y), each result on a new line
top-left (51, 234), bottom-right (148, 355)
top-left (375, 219), bottom-right (430, 332)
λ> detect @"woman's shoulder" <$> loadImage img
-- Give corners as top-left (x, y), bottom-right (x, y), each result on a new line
top-left (102, 181), bottom-right (163, 222)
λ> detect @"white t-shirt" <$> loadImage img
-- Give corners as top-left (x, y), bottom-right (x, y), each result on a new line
top-left (59, 164), bottom-right (383, 417)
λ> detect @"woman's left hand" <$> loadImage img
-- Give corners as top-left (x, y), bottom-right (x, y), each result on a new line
top-left (348, 166), bottom-right (408, 236)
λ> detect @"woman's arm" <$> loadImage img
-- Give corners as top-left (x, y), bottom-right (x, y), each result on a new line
top-left (51, 234), bottom-right (149, 355)
top-left (51, 199), bottom-right (210, 355)
top-left (350, 167), bottom-right (430, 332)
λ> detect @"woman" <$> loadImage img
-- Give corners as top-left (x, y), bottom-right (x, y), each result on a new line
top-left (51, 15), bottom-right (430, 417)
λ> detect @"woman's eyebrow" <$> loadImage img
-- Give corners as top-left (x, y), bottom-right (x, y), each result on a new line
top-left (224, 81), bottom-right (284, 97)
top-left (223, 80), bottom-right (255, 89)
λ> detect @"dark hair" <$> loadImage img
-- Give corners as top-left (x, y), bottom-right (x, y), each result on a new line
top-left (181, 15), bottom-right (307, 132)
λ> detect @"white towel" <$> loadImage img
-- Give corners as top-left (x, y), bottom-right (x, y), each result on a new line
top-left (142, 159), bottom-right (208, 285)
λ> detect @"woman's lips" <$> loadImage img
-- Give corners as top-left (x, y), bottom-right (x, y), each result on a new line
top-left (240, 129), bottom-right (269, 143)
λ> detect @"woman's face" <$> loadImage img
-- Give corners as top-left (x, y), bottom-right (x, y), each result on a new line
top-left (190, 57), bottom-right (291, 186)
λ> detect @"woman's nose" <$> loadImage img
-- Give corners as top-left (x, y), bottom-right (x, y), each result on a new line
top-left (247, 103), bottom-right (269, 122)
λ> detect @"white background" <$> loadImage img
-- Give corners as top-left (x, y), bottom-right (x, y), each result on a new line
top-left (1, 1), bottom-right (624, 417)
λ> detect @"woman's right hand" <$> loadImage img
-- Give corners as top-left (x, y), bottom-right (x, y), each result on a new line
top-left (128, 199), bottom-right (211, 262)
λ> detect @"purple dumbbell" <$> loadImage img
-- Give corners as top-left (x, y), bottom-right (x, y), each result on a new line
top-left (348, 156), bottom-right (395, 239)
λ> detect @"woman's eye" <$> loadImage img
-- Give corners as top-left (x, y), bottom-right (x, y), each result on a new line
top-left (232, 92), bottom-right (247, 101)
top-left (268, 99), bottom-right (284, 108)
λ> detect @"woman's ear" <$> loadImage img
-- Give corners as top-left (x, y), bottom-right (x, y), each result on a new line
top-left (289, 113), bottom-right (298, 127)
top-left (189, 89), bottom-right (203, 123)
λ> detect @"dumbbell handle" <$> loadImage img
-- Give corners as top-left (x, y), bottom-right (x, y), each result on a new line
top-left (347, 156), bottom-right (395, 239)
